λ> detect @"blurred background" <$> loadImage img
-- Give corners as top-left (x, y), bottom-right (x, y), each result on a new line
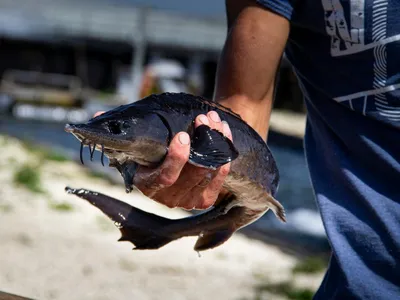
top-left (0, 1), bottom-right (330, 300)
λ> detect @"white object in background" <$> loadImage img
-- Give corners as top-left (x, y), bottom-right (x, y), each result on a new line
top-left (288, 209), bottom-right (326, 237)
top-left (116, 66), bottom-right (134, 101)
top-left (147, 59), bottom-right (188, 93)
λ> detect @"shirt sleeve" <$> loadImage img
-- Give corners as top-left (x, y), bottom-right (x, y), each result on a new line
top-left (256, 0), bottom-right (293, 20)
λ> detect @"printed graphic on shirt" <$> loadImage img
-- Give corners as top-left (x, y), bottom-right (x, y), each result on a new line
top-left (322, 0), bottom-right (400, 123)
top-left (321, 0), bottom-right (400, 56)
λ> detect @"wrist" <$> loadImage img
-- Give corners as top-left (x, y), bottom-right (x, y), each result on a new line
top-left (216, 94), bottom-right (272, 141)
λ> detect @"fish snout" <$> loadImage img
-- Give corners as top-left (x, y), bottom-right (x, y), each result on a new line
top-left (64, 123), bottom-right (88, 135)
top-left (64, 123), bottom-right (76, 133)
top-left (65, 123), bottom-right (93, 133)
top-left (64, 123), bottom-right (92, 144)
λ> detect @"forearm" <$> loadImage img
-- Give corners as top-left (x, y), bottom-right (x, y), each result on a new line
top-left (213, 3), bottom-right (289, 140)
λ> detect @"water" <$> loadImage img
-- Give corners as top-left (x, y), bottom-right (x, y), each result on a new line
top-left (0, 116), bottom-right (329, 253)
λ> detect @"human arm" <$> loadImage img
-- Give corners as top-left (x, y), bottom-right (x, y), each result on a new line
top-left (97, 1), bottom-right (290, 209)
top-left (214, 0), bottom-right (290, 139)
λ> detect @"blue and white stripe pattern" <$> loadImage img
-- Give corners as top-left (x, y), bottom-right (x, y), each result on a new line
top-left (372, 0), bottom-right (400, 121)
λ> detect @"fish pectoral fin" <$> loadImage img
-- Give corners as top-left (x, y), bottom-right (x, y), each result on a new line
top-left (194, 229), bottom-right (235, 252)
top-left (189, 125), bottom-right (239, 170)
top-left (266, 193), bottom-right (286, 223)
top-left (111, 161), bottom-right (138, 193)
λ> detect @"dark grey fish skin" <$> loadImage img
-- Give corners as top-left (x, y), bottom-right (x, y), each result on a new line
top-left (64, 92), bottom-right (285, 252)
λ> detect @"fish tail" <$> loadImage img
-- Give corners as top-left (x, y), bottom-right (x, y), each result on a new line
top-left (266, 193), bottom-right (286, 223)
top-left (119, 227), bottom-right (175, 250)
top-left (65, 186), bottom-right (177, 250)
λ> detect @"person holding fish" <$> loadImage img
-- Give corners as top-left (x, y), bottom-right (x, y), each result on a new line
top-left (88, 0), bottom-right (399, 299)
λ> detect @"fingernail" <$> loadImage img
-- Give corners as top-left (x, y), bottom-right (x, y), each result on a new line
top-left (179, 133), bottom-right (190, 145)
top-left (199, 115), bottom-right (209, 125)
top-left (222, 121), bottom-right (232, 137)
top-left (209, 111), bottom-right (221, 123)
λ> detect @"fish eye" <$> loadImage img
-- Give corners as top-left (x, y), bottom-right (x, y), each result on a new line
top-left (108, 121), bottom-right (122, 134)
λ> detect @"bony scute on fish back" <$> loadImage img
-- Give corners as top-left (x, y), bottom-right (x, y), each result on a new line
top-left (64, 92), bottom-right (285, 252)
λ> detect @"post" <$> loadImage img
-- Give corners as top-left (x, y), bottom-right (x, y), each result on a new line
top-left (130, 7), bottom-right (147, 103)
top-left (187, 53), bottom-right (205, 95)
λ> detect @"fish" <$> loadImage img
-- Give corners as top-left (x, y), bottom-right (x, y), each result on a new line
top-left (64, 92), bottom-right (285, 252)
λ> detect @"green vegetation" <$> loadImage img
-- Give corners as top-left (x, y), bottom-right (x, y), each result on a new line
top-left (97, 89), bottom-right (116, 98)
top-left (7, 157), bottom-right (17, 164)
top-left (19, 138), bottom-right (36, 153)
top-left (215, 252), bottom-right (228, 260)
top-left (21, 139), bottom-right (69, 162)
top-left (87, 170), bottom-right (116, 186)
top-left (13, 164), bottom-right (44, 193)
top-left (48, 201), bottom-right (74, 212)
top-left (87, 170), bottom-right (108, 180)
top-left (148, 265), bottom-right (183, 275)
top-left (34, 147), bottom-right (68, 162)
top-left (255, 281), bottom-right (314, 300)
top-left (250, 255), bottom-right (329, 300)
top-left (0, 137), bottom-right (8, 146)
top-left (96, 215), bottom-right (115, 232)
top-left (15, 233), bottom-right (33, 247)
top-left (0, 203), bottom-right (13, 213)
top-left (293, 256), bottom-right (328, 274)
top-left (41, 149), bottom-right (69, 162)
top-left (119, 258), bottom-right (137, 272)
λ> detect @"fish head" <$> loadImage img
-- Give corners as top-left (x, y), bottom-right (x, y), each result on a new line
top-left (65, 105), bottom-right (170, 167)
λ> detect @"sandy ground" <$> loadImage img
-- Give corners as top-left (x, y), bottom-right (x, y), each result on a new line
top-left (0, 135), bottom-right (324, 300)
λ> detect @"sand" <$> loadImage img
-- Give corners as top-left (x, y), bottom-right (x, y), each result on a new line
top-left (0, 135), bottom-right (324, 300)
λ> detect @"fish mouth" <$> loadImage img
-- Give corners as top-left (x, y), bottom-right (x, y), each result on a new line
top-left (65, 123), bottom-right (133, 165)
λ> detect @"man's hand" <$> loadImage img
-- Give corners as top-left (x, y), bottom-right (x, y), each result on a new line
top-left (91, 1), bottom-right (289, 209)
top-left (94, 110), bottom-right (232, 210)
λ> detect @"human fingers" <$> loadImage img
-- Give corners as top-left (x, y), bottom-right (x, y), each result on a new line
top-left (222, 120), bottom-right (233, 140)
top-left (208, 111), bottom-right (223, 133)
top-left (195, 117), bottom-right (233, 208)
top-left (93, 111), bottom-right (105, 118)
top-left (133, 132), bottom-right (190, 202)
top-left (176, 170), bottom-right (215, 210)
top-left (194, 111), bottom-right (223, 133)
top-left (198, 163), bottom-right (230, 209)
top-left (135, 111), bottom-right (233, 210)
top-left (153, 112), bottom-right (232, 209)
top-left (182, 117), bottom-right (233, 210)
top-left (195, 111), bottom-right (230, 139)
top-left (151, 164), bottom-right (211, 208)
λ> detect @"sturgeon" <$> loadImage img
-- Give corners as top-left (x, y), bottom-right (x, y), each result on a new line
top-left (64, 92), bottom-right (285, 252)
